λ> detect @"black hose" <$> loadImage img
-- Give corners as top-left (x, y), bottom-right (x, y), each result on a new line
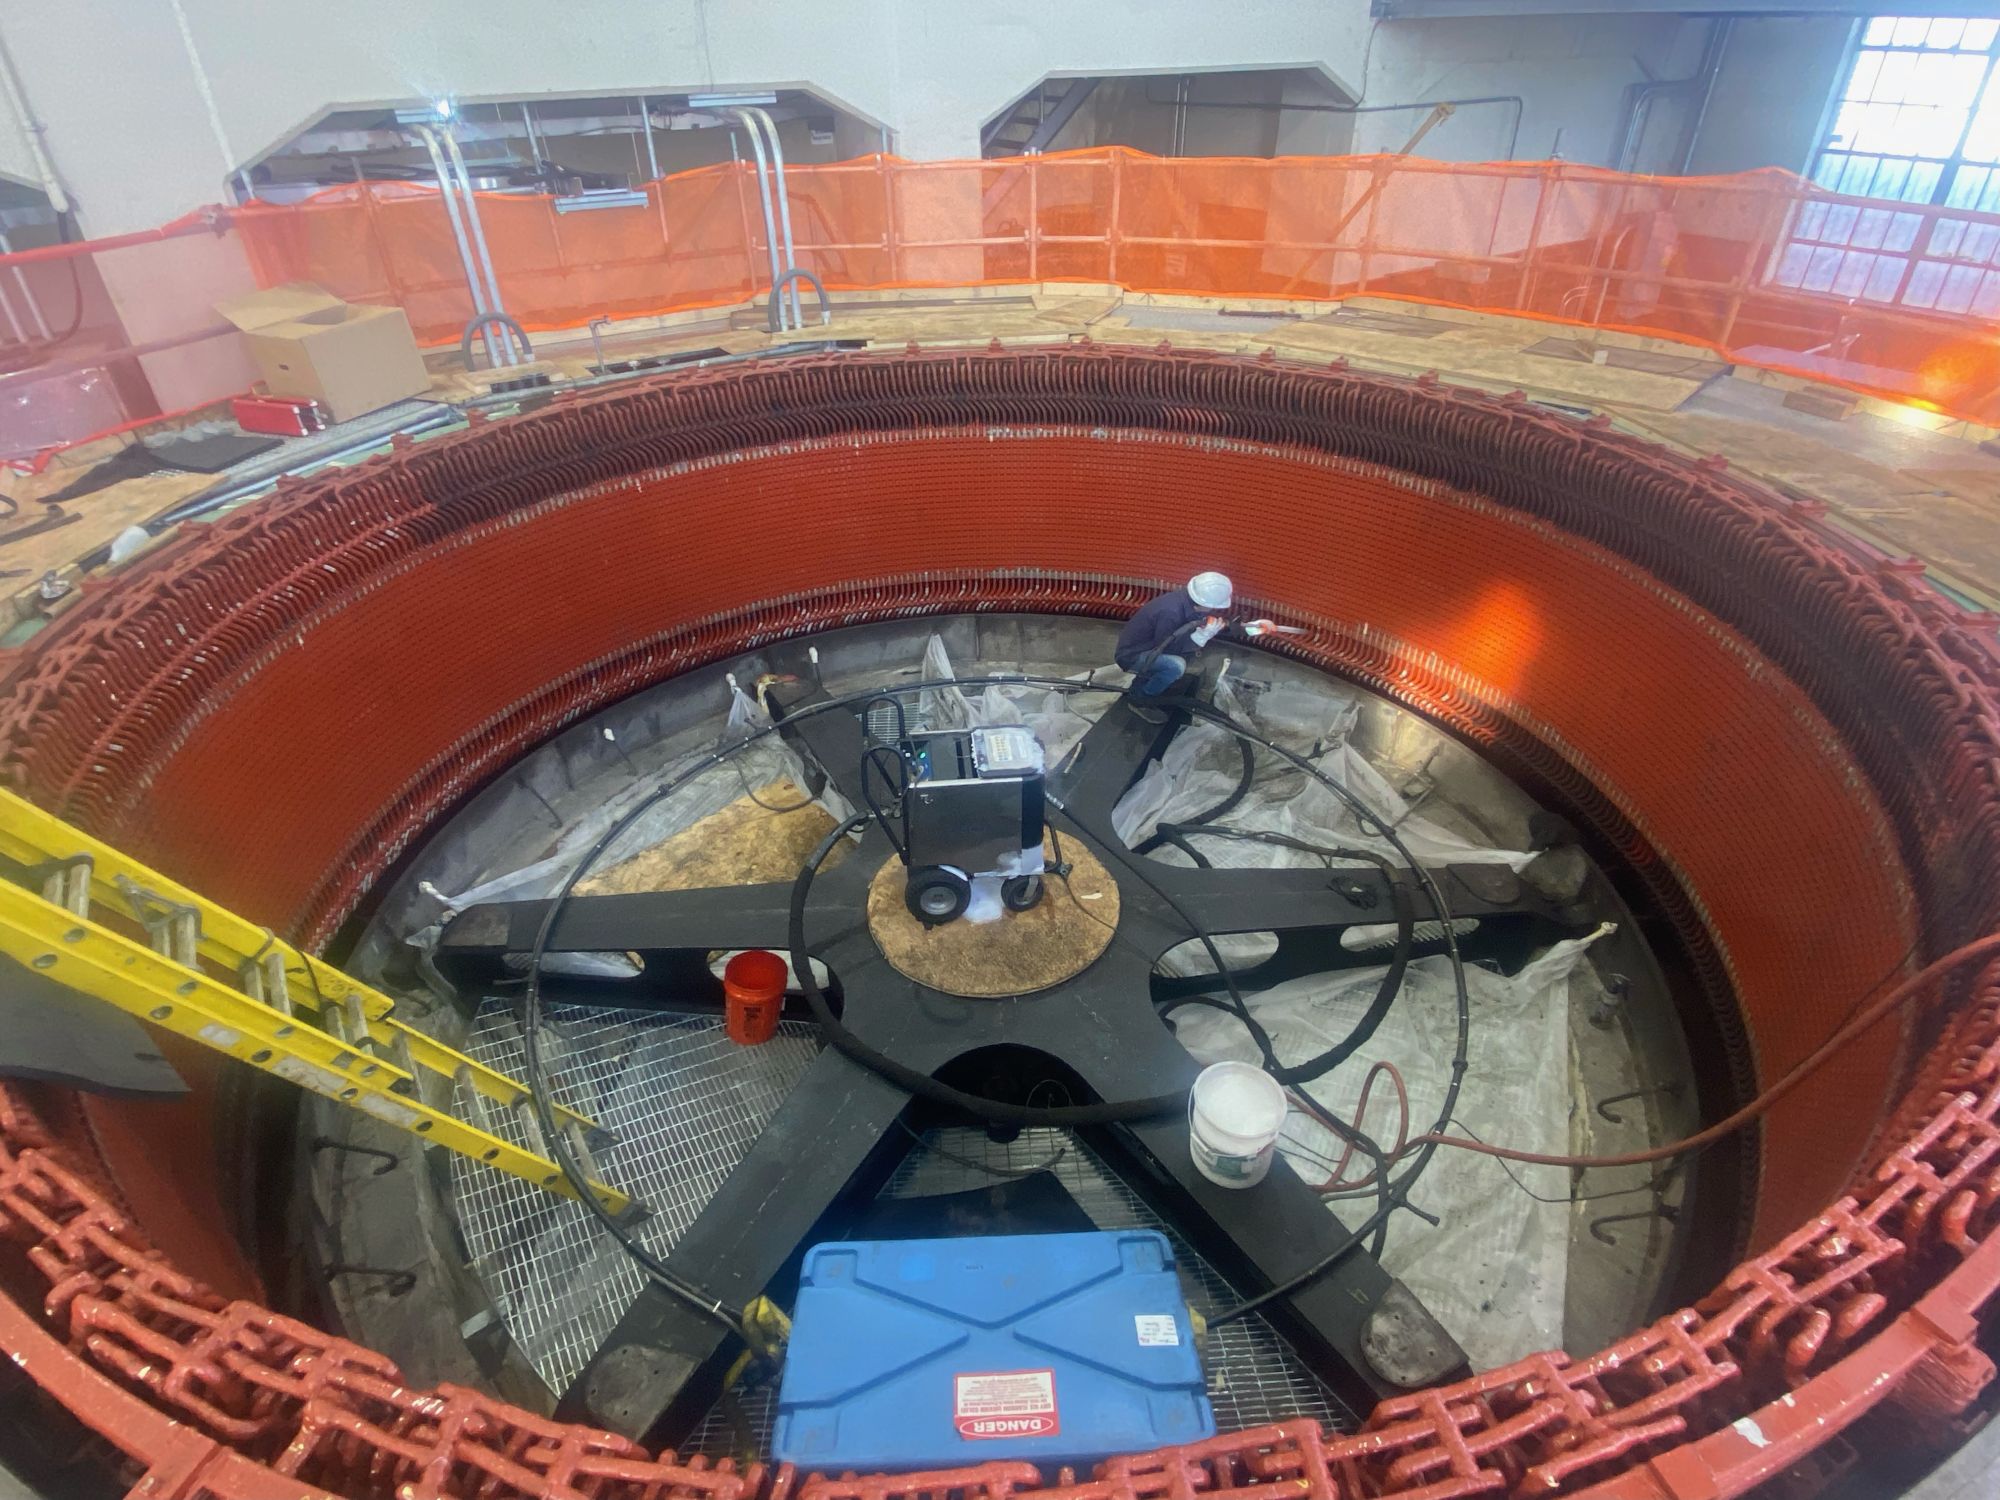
top-left (1278, 865), bottom-right (1413, 1085)
top-left (460, 312), bottom-right (534, 371)
top-left (1140, 820), bottom-right (1414, 1088)
top-left (1153, 830), bottom-right (1212, 868)
top-left (515, 673), bottom-right (1471, 1320)
top-left (1089, 817), bottom-right (1398, 1252)
top-left (521, 820), bottom-right (751, 1342)
top-left (859, 694), bottom-right (907, 746)
top-left (34, 255), bottom-right (87, 350)
top-left (1134, 734), bottom-right (1254, 856)
top-left (1127, 725), bottom-right (1403, 1090)
top-left (765, 267), bottom-right (832, 332)
top-left (1159, 831), bottom-right (1416, 1088)
top-left (1131, 711), bottom-right (1470, 1303)
top-left (860, 744), bottom-right (911, 860)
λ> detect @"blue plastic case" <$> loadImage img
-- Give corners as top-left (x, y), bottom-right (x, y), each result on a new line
top-left (773, 1230), bottom-right (1214, 1473)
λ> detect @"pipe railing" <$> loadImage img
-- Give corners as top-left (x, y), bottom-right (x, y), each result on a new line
top-left (412, 124), bottom-right (502, 369)
top-left (726, 110), bottom-right (791, 331)
top-left (439, 127), bottom-right (517, 366)
top-left (726, 106), bottom-right (805, 330)
top-left (17, 147), bottom-right (2000, 451)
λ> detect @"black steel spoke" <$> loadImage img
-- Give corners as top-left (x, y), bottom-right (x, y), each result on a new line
top-left (440, 882), bottom-right (801, 959)
top-left (558, 1044), bottom-right (916, 1440)
top-left (1100, 1106), bottom-right (1468, 1407)
top-left (1117, 856), bottom-right (1582, 962)
top-left (1046, 696), bottom-right (1185, 835)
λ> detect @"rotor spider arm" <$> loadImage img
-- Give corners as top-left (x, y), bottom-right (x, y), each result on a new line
top-left (1072, 1017), bottom-right (1468, 1409)
top-left (1108, 1109), bottom-right (1469, 1406)
top-left (1116, 857), bottom-right (1579, 963)
top-left (1045, 697), bottom-right (1185, 833)
top-left (438, 882), bottom-right (802, 959)
top-left (557, 1041), bottom-right (916, 1443)
top-left (435, 833), bottom-right (890, 1005)
top-left (435, 879), bottom-right (833, 1005)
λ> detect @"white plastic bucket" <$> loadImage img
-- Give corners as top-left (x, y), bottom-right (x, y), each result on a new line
top-left (1188, 1061), bottom-right (1287, 1188)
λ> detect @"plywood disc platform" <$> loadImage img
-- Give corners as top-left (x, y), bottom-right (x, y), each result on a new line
top-left (866, 838), bottom-right (1120, 997)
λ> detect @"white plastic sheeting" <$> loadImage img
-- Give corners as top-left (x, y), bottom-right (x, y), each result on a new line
top-left (915, 634), bottom-right (1109, 772)
top-left (1166, 933), bottom-right (1609, 1372)
top-left (1111, 678), bottom-right (1532, 878)
top-left (1104, 662), bottom-right (1601, 1368)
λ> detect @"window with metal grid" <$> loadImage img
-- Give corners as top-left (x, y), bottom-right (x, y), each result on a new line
top-left (1778, 16), bottom-right (2000, 314)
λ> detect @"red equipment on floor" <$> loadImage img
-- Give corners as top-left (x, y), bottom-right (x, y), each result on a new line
top-left (231, 393), bottom-right (326, 437)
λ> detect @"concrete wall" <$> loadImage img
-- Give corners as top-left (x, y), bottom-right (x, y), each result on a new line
top-left (1685, 17), bottom-right (1853, 177)
top-left (0, 119), bottom-right (34, 195)
top-left (1272, 72), bottom-right (1360, 159)
top-left (1356, 14), bottom-right (1706, 166)
top-left (0, 0), bottom-right (1835, 241)
top-left (1, 0), bottom-right (1375, 236)
top-left (1018, 14), bottom-right (1833, 175)
top-left (1035, 8), bottom-right (1717, 172)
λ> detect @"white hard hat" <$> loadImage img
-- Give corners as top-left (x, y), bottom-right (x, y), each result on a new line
top-left (1188, 571), bottom-right (1233, 610)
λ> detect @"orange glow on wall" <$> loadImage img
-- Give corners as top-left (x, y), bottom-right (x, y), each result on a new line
top-left (1435, 580), bottom-right (1548, 700)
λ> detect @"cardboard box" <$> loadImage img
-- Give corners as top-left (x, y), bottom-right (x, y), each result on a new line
top-left (215, 283), bottom-right (430, 421)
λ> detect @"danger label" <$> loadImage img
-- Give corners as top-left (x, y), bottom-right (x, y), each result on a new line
top-left (1134, 1314), bottom-right (1180, 1347)
top-left (953, 1369), bottom-right (1059, 1440)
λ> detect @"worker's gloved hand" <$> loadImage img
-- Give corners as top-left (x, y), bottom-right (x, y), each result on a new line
top-left (1191, 615), bottom-right (1225, 648)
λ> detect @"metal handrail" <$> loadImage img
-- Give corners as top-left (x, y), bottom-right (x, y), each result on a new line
top-left (743, 105), bottom-right (804, 330)
top-left (441, 129), bottom-right (516, 366)
top-left (412, 124), bottom-right (500, 368)
top-left (727, 108), bottom-right (790, 330)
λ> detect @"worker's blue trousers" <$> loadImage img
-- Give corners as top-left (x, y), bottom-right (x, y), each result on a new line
top-left (1134, 652), bottom-right (1188, 698)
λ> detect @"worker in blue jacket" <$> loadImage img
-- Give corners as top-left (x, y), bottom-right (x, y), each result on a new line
top-left (1116, 571), bottom-right (1237, 701)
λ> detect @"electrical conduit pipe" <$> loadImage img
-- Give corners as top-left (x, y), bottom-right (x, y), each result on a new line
top-left (0, 22), bottom-right (70, 218)
top-left (441, 127), bottom-right (518, 367)
top-left (728, 108), bottom-right (792, 331)
top-left (413, 124), bottom-right (502, 370)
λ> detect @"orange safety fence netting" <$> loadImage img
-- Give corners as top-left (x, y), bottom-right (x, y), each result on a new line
top-left (230, 149), bottom-right (2000, 423)
top-left (13, 147), bottom-right (2000, 447)
top-left (0, 207), bottom-right (257, 466)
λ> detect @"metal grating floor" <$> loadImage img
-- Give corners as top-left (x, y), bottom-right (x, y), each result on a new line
top-left (452, 1004), bottom-right (820, 1391)
top-left (452, 1007), bottom-right (1354, 1453)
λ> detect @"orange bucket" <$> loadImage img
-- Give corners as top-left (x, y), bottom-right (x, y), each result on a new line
top-left (723, 949), bottom-right (788, 1045)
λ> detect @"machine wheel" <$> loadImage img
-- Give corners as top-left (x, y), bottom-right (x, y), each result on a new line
top-left (1001, 874), bottom-right (1044, 912)
top-left (907, 866), bottom-right (970, 926)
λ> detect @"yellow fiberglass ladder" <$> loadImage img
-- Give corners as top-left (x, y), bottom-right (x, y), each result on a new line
top-left (0, 786), bottom-right (631, 1216)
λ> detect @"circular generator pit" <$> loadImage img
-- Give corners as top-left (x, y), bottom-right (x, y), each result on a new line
top-left (2, 346), bottom-right (1994, 1500)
